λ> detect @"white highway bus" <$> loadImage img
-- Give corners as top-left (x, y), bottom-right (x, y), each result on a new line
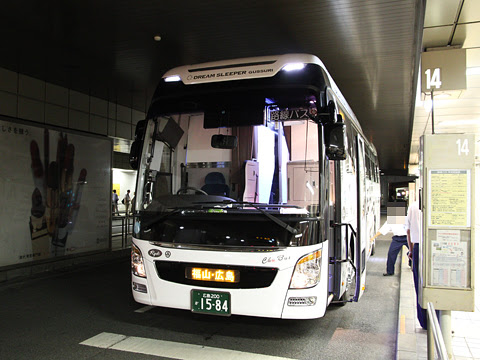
top-left (129, 54), bottom-right (380, 319)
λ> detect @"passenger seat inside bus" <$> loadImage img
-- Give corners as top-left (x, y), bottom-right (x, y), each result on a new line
top-left (201, 172), bottom-right (230, 197)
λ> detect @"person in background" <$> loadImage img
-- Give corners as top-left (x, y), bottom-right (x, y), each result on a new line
top-left (372, 203), bottom-right (408, 276)
top-left (407, 200), bottom-right (426, 328)
top-left (112, 190), bottom-right (120, 216)
top-left (130, 192), bottom-right (135, 215)
top-left (124, 190), bottom-right (131, 216)
top-left (406, 199), bottom-right (439, 330)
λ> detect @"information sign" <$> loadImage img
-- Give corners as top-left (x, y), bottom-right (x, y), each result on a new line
top-left (430, 231), bottom-right (468, 288)
top-left (428, 170), bottom-right (470, 227)
top-left (419, 134), bottom-right (475, 311)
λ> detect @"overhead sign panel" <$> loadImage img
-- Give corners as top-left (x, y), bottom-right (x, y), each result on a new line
top-left (421, 48), bottom-right (466, 93)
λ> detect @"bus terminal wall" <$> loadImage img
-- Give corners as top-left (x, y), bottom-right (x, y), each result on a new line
top-left (0, 67), bottom-right (147, 282)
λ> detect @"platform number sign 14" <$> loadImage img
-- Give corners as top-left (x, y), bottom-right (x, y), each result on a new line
top-left (425, 68), bottom-right (442, 90)
top-left (456, 138), bottom-right (469, 156)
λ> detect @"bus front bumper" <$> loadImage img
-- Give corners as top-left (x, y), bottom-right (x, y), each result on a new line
top-left (131, 241), bottom-right (329, 319)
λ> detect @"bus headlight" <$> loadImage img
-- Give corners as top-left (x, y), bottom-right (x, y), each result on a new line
top-left (289, 250), bottom-right (322, 289)
top-left (131, 243), bottom-right (146, 278)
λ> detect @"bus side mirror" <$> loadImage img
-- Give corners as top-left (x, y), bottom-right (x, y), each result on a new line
top-left (130, 120), bottom-right (147, 170)
top-left (129, 140), bottom-right (142, 170)
top-left (324, 122), bottom-right (346, 160)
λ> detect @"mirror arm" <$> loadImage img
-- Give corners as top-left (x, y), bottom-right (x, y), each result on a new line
top-left (317, 112), bottom-right (331, 125)
top-left (307, 111), bottom-right (320, 123)
top-left (307, 111), bottom-right (333, 125)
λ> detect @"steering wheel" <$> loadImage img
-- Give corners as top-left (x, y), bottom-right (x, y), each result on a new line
top-left (176, 187), bottom-right (208, 195)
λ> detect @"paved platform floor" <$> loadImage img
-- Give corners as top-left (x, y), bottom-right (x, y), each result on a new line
top-left (397, 248), bottom-right (480, 360)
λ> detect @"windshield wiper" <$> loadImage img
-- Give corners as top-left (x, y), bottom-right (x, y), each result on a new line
top-left (141, 208), bottom-right (183, 229)
top-left (194, 200), bottom-right (299, 235)
top-left (244, 202), bottom-right (299, 235)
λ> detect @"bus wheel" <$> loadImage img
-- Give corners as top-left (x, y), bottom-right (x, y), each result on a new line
top-left (337, 292), bottom-right (348, 306)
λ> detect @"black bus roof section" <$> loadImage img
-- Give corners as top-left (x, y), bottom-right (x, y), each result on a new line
top-left (147, 64), bottom-right (328, 119)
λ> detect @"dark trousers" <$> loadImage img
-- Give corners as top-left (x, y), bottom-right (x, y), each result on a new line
top-left (412, 243), bottom-right (440, 330)
top-left (386, 235), bottom-right (408, 275)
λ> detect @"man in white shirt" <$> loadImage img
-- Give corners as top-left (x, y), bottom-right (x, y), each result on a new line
top-left (406, 200), bottom-right (430, 329)
top-left (378, 203), bottom-right (408, 276)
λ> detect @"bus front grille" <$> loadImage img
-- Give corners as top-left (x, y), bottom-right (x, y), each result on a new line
top-left (154, 261), bottom-right (278, 289)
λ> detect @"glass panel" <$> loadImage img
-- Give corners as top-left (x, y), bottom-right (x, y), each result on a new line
top-left (135, 96), bottom-right (322, 246)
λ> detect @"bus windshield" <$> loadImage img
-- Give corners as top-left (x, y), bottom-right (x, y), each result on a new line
top-left (133, 82), bottom-right (325, 248)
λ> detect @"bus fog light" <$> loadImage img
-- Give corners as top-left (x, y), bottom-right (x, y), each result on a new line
top-left (287, 296), bottom-right (317, 306)
top-left (289, 250), bottom-right (321, 289)
top-left (131, 243), bottom-right (147, 278)
top-left (132, 282), bottom-right (147, 293)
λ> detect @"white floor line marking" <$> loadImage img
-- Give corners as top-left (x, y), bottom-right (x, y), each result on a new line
top-left (81, 332), bottom-right (297, 360)
top-left (134, 305), bottom-right (155, 313)
top-left (80, 332), bottom-right (126, 348)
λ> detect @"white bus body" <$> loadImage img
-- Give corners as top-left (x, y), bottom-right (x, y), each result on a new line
top-left (130, 54), bottom-right (380, 319)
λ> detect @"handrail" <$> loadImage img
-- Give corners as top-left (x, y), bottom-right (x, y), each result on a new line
top-left (330, 221), bottom-right (358, 302)
top-left (427, 302), bottom-right (448, 360)
top-left (330, 222), bottom-right (356, 269)
top-left (112, 215), bottom-right (132, 248)
top-left (112, 216), bottom-right (125, 247)
top-left (331, 221), bottom-right (357, 237)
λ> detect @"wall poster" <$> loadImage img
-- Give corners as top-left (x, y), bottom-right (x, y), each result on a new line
top-left (0, 118), bottom-right (112, 267)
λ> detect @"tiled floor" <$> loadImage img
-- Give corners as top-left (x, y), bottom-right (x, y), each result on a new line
top-left (397, 249), bottom-right (480, 360)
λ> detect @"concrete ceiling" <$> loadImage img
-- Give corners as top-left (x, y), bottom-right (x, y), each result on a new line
top-left (410, 0), bottom-right (480, 170)
top-left (0, 0), bottom-right (428, 175)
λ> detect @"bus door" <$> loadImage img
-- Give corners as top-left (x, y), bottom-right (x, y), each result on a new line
top-left (355, 135), bottom-right (367, 300)
top-left (328, 159), bottom-right (344, 301)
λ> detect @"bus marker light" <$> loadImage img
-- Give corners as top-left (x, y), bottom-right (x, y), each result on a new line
top-left (282, 63), bottom-right (306, 72)
top-left (164, 75), bottom-right (181, 82)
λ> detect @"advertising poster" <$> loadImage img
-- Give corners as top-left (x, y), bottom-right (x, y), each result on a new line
top-left (0, 119), bottom-right (111, 267)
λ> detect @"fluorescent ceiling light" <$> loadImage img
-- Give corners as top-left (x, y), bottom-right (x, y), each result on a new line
top-left (438, 119), bottom-right (480, 127)
top-left (282, 63), bottom-right (306, 72)
top-left (433, 93), bottom-right (451, 99)
top-left (423, 98), bottom-right (432, 112)
top-left (466, 67), bottom-right (480, 75)
top-left (164, 75), bottom-right (181, 82)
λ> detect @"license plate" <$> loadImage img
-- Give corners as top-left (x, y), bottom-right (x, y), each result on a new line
top-left (191, 290), bottom-right (231, 316)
